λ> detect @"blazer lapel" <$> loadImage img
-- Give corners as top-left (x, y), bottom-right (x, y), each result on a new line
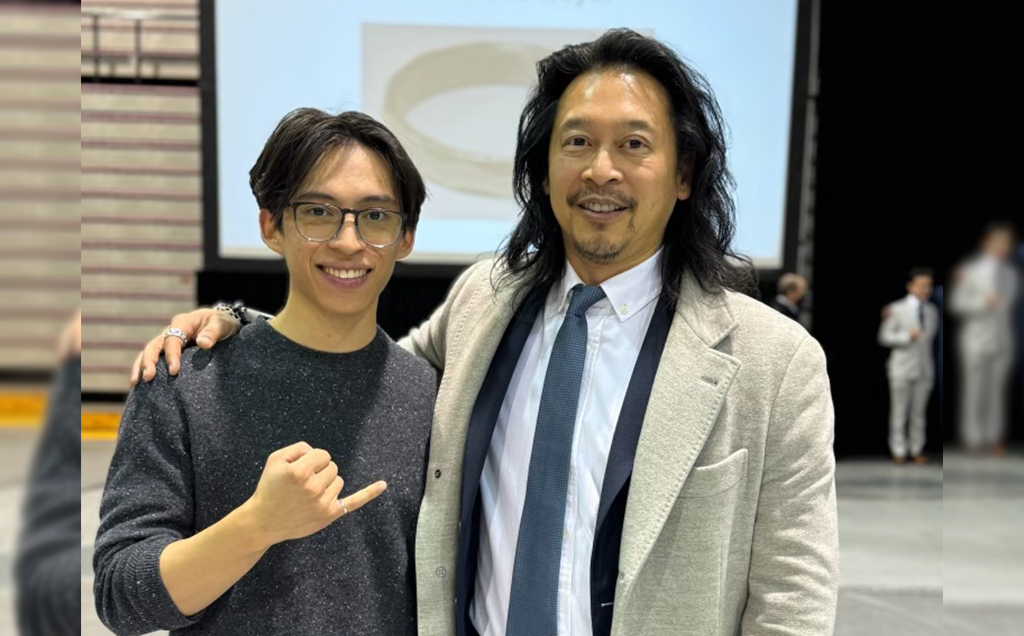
top-left (595, 291), bottom-right (673, 531)
top-left (459, 284), bottom-right (549, 522)
top-left (617, 274), bottom-right (742, 587)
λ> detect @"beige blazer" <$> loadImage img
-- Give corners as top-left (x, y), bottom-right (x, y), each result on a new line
top-left (400, 260), bottom-right (838, 636)
top-left (950, 256), bottom-right (1018, 356)
top-left (878, 297), bottom-right (939, 382)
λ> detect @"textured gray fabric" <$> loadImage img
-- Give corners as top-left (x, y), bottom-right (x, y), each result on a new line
top-left (506, 284), bottom-right (605, 636)
top-left (94, 321), bottom-right (437, 636)
top-left (16, 358), bottom-right (81, 636)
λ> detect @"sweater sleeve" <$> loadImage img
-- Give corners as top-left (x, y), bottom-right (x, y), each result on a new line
top-left (93, 359), bottom-right (205, 635)
top-left (15, 358), bottom-right (82, 636)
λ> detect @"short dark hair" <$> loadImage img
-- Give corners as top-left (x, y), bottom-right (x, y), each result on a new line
top-left (500, 28), bottom-right (755, 302)
top-left (908, 267), bottom-right (934, 283)
top-left (249, 108), bottom-right (426, 232)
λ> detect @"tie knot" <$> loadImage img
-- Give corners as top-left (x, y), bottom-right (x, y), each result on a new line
top-left (567, 284), bottom-right (605, 317)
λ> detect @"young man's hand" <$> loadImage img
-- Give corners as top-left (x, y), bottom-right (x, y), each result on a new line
top-left (57, 309), bottom-right (81, 361)
top-left (242, 442), bottom-right (387, 549)
top-left (130, 308), bottom-right (242, 386)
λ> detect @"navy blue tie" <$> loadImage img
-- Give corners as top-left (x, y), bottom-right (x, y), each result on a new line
top-left (506, 284), bottom-right (606, 636)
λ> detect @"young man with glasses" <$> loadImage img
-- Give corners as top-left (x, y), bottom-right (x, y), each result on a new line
top-left (93, 108), bottom-right (436, 636)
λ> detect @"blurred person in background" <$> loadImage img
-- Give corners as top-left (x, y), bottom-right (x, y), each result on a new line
top-left (14, 309), bottom-right (81, 636)
top-left (878, 269), bottom-right (938, 464)
top-left (933, 285), bottom-right (943, 427)
top-left (769, 272), bottom-right (806, 321)
top-left (951, 222), bottom-right (1018, 455)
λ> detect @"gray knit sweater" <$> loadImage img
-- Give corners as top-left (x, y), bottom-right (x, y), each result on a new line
top-left (17, 358), bottom-right (81, 636)
top-left (94, 321), bottom-right (437, 636)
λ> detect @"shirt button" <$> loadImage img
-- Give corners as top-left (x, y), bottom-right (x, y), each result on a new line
top-left (620, 305), bottom-right (629, 315)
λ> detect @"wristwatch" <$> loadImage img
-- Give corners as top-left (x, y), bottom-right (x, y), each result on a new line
top-left (212, 301), bottom-right (272, 326)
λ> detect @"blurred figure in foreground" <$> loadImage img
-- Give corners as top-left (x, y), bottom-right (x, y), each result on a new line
top-left (878, 268), bottom-right (938, 464)
top-left (951, 222), bottom-right (1018, 454)
top-left (14, 310), bottom-right (81, 636)
top-left (770, 272), bottom-right (807, 321)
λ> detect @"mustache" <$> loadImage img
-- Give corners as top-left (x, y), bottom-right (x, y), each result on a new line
top-left (566, 188), bottom-right (635, 209)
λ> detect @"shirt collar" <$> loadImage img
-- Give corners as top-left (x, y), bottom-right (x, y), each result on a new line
top-left (551, 249), bottom-right (663, 323)
top-left (906, 294), bottom-right (921, 309)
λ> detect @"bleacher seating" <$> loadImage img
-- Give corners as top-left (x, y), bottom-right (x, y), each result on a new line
top-left (0, 4), bottom-right (81, 372)
top-left (81, 82), bottom-right (201, 393)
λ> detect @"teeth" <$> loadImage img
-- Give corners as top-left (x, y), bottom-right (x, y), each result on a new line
top-left (323, 267), bottom-right (368, 280)
top-left (581, 203), bottom-right (624, 213)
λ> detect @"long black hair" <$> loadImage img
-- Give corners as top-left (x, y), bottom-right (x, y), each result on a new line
top-left (498, 28), bottom-right (755, 302)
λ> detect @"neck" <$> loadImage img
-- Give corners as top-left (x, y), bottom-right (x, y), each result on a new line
top-left (269, 293), bottom-right (378, 353)
top-left (565, 246), bottom-right (659, 286)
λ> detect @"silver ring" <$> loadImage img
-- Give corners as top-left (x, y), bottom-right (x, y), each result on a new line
top-left (163, 327), bottom-right (188, 346)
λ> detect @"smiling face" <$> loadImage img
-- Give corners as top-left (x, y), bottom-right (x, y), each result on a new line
top-left (260, 144), bottom-right (413, 323)
top-left (546, 68), bottom-right (692, 279)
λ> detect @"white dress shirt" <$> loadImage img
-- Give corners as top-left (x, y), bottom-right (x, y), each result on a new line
top-left (906, 293), bottom-right (921, 320)
top-left (470, 250), bottom-right (663, 636)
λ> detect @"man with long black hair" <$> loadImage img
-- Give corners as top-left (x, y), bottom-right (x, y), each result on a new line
top-left (134, 29), bottom-right (838, 636)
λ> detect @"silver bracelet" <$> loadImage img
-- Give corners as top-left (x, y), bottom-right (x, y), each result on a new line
top-left (212, 301), bottom-right (246, 324)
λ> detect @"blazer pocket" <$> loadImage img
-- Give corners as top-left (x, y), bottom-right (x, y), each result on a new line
top-left (678, 448), bottom-right (748, 498)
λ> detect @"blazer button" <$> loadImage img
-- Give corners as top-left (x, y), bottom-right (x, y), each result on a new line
top-left (434, 469), bottom-right (442, 478)
top-left (436, 567), bottom-right (447, 579)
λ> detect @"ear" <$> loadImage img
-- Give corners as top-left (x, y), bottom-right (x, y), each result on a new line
top-left (676, 151), bottom-right (695, 201)
top-left (395, 229), bottom-right (415, 261)
top-left (259, 209), bottom-right (284, 256)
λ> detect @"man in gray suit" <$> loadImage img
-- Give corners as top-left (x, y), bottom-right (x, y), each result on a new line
top-left (951, 223), bottom-right (1018, 453)
top-left (878, 268), bottom-right (938, 464)
top-left (134, 30), bottom-right (838, 636)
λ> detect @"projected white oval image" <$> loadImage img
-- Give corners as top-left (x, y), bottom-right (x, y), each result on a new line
top-left (217, 5), bottom-right (801, 266)
top-left (383, 41), bottom-right (549, 200)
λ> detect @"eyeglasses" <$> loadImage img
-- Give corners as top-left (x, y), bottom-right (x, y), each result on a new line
top-left (289, 202), bottom-right (406, 248)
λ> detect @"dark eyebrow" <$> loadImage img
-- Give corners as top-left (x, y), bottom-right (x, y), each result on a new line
top-left (356, 194), bottom-right (399, 207)
top-left (293, 191), bottom-right (399, 207)
top-left (558, 117), bottom-right (655, 133)
top-left (292, 191), bottom-right (336, 202)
